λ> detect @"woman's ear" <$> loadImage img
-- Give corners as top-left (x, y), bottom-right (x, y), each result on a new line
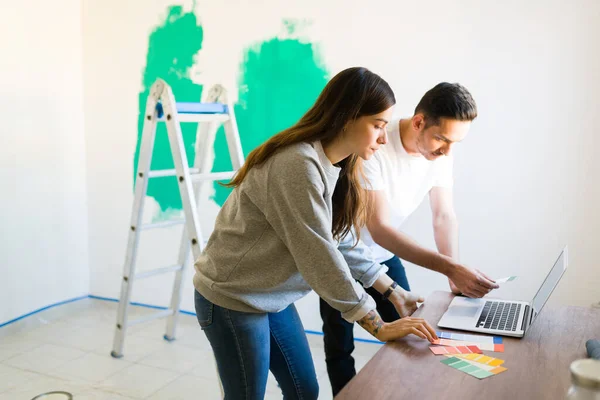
top-left (342, 118), bottom-right (356, 134)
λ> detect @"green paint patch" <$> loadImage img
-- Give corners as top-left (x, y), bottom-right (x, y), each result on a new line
top-left (135, 14), bottom-right (329, 212)
top-left (211, 28), bottom-right (329, 205)
top-left (134, 5), bottom-right (203, 213)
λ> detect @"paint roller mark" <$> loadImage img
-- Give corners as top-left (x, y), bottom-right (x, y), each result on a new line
top-left (133, 5), bottom-right (204, 212)
top-left (211, 22), bottom-right (329, 205)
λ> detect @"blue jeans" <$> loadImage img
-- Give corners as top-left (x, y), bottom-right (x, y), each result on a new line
top-left (194, 289), bottom-right (319, 400)
top-left (319, 255), bottom-right (410, 396)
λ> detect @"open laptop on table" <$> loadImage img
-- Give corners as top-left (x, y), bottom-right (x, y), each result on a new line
top-left (437, 246), bottom-right (568, 338)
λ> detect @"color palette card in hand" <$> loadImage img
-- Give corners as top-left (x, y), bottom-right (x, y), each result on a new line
top-left (441, 356), bottom-right (508, 379)
top-left (433, 338), bottom-right (505, 352)
top-left (495, 276), bottom-right (517, 283)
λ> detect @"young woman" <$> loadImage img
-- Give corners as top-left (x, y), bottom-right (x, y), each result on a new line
top-left (193, 67), bottom-right (437, 400)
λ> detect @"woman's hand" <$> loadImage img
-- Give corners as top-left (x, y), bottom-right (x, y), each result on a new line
top-left (357, 310), bottom-right (438, 343)
top-left (378, 317), bottom-right (438, 342)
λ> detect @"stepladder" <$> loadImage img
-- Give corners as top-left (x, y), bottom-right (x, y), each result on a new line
top-left (111, 78), bottom-right (244, 358)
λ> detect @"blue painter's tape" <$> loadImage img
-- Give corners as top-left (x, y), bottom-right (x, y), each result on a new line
top-left (304, 329), bottom-right (384, 345)
top-left (0, 295), bottom-right (88, 328)
top-left (2, 295), bottom-right (382, 347)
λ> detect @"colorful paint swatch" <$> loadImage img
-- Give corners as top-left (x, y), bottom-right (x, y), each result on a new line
top-left (453, 353), bottom-right (505, 366)
top-left (429, 345), bottom-right (482, 355)
top-left (436, 331), bottom-right (503, 344)
top-left (496, 276), bottom-right (517, 283)
top-left (433, 338), bottom-right (504, 352)
top-left (441, 356), bottom-right (508, 379)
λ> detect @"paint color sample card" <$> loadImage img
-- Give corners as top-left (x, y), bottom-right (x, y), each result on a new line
top-left (433, 338), bottom-right (505, 352)
top-left (453, 353), bottom-right (505, 366)
top-left (441, 356), bottom-right (508, 379)
top-left (430, 345), bottom-right (482, 355)
top-left (436, 331), bottom-right (503, 344)
top-left (495, 276), bottom-right (517, 283)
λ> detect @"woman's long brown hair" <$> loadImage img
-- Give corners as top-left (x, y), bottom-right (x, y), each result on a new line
top-left (224, 67), bottom-right (395, 243)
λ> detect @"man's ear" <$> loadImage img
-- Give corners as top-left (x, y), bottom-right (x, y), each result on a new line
top-left (412, 114), bottom-right (426, 131)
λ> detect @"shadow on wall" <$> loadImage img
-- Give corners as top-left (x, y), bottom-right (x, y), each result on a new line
top-left (133, 6), bottom-right (330, 213)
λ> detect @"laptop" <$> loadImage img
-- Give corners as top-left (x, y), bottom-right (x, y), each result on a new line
top-left (437, 246), bottom-right (568, 338)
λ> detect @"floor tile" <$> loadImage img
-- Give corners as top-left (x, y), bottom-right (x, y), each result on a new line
top-left (0, 373), bottom-right (88, 400)
top-left (0, 364), bottom-right (41, 393)
top-left (97, 363), bottom-right (179, 399)
top-left (1, 299), bottom-right (380, 400)
top-left (47, 352), bottom-right (132, 383)
top-left (146, 374), bottom-right (222, 400)
top-left (137, 343), bottom-right (207, 374)
top-left (0, 336), bottom-right (44, 362)
top-left (3, 343), bottom-right (87, 375)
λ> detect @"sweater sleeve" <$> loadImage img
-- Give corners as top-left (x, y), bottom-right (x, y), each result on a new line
top-left (264, 154), bottom-right (376, 323)
top-left (337, 231), bottom-right (389, 288)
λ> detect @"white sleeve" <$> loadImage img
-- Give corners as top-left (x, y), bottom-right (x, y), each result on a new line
top-left (360, 152), bottom-right (385, 190)
top-left (432, 154), bottom-right (454, 188)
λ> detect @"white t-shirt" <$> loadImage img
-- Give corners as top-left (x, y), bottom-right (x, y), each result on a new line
top-left (360, 119), bottom-right (454, 263)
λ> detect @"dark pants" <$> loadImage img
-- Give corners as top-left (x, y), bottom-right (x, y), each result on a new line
top-left (319, 256), bottom-right (410, 396)
top-left (195, 289), bottom-right (319, 400)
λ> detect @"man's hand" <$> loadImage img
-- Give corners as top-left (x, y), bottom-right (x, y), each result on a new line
top-left (388, 286), bottom-right (424, 317)
top-left (447, 264), bottom-right (499, 298)
top-left (448, 278), bottom-right (461, 294)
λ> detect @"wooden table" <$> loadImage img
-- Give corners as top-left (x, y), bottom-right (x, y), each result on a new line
top-left (337, 291), bottom-right (600, 400)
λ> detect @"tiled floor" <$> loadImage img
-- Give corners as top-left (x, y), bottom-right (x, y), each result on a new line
top-left (0, 299), bottom-right (382, 399)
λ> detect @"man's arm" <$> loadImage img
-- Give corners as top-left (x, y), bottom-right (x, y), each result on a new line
top-left (429, 186), bottom-right (461, 293)
top-left (429, 186), bottom-right (498, 295)
top-left (366, 190), bottom-right (454, 275)
top-left (366, 190), bottom-right (497, 297)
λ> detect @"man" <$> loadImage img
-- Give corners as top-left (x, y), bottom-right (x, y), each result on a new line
top-left (321, 82), bottom-right (499, 395)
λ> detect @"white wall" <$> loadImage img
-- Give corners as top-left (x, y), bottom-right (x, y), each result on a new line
top-left (81, 0), bottom-right (600, 341)
top-left (0, 1), bottom-right (89, 324)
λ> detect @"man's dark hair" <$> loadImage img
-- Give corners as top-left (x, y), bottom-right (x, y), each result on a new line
top-left (414, 82), bottom-right (477, 127)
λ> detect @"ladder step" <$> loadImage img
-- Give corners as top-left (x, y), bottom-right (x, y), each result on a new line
top-left (145, 169), bottom-right (235, 182)
top-left (159, 113), bottom-right (230, 123)
top-left (147, 168), bottom-right (200, 178)
top-left (127, 309), bottom-right (174, 327)
top-left (140, 219), bottom-right (185, 230)
top-left (191, 171), bottom-right (236, 182)
top-left (176, 102), bottom-right (228, 114)
top-left (134, 264), bottom-right (183, 280)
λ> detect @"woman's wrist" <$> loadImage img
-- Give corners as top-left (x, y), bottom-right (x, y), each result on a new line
top-left (357, 309), bottom-right (387, 340)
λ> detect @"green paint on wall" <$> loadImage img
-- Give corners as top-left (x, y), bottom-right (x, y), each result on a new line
top-left (134, 6), bottom-right (203, 213)
top-left (211, 31), bottom-right (329, 205)
top-left (135, 14), bottom-right (329, 212)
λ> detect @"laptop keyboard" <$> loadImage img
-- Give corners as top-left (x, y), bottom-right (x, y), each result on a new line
top-left (476, 301), bottom-right (521, 331)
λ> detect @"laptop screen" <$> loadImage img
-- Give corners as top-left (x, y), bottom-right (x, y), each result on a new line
top-left (530, 247), bottom-right (568, 323)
